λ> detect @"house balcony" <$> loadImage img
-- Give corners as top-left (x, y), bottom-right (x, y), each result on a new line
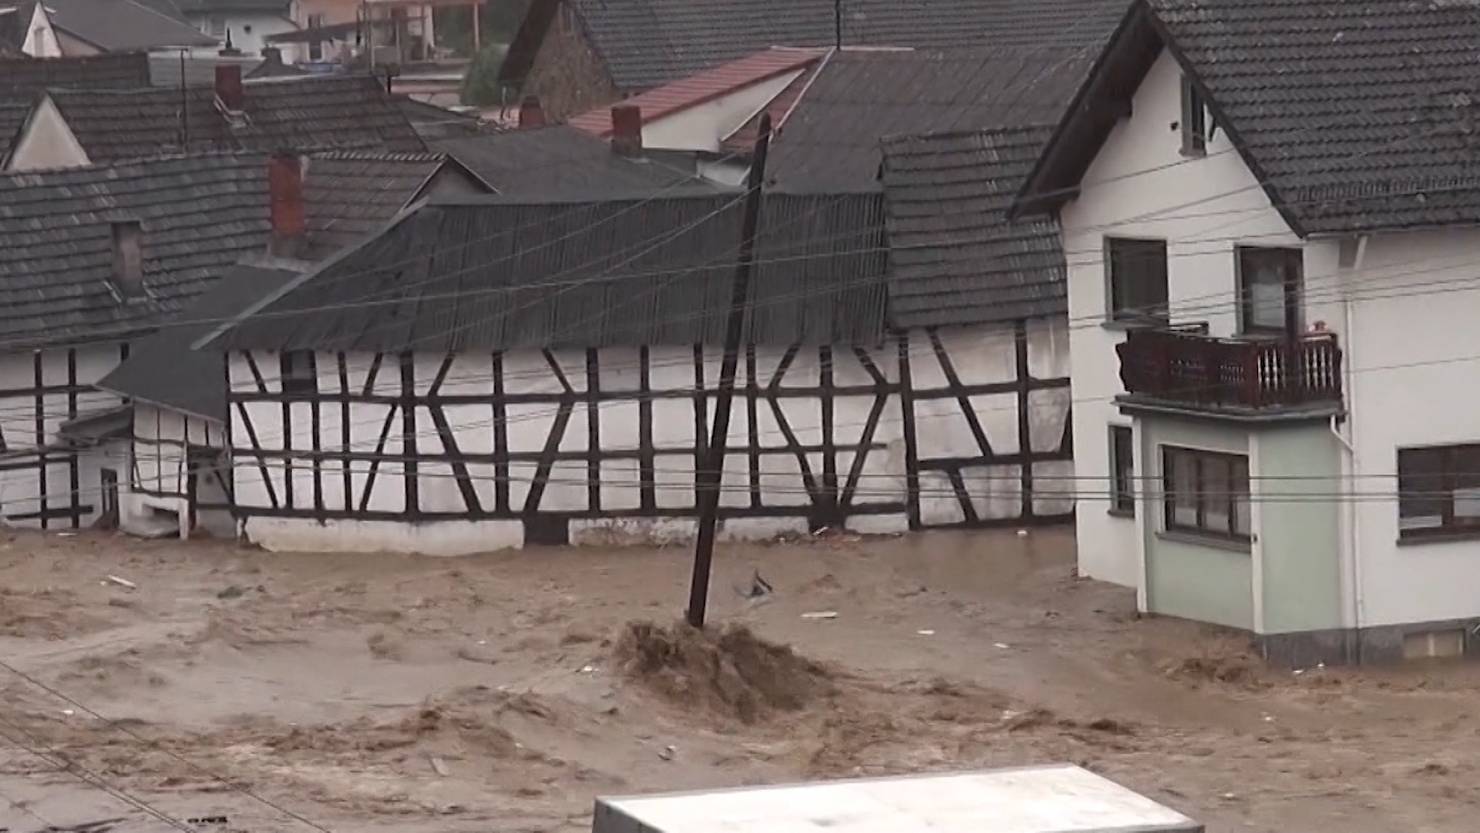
top-left (1115, 327), bottom-right (1344, 420)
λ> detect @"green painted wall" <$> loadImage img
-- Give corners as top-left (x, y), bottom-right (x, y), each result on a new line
top-left (1257, 426), bottom-right (1343, 633)
top-left (1140, 418), bottom-right (1254, 631)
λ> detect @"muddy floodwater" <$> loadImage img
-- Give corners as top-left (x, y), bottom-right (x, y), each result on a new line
top-left (0, 527), bottom-right (1476, 832)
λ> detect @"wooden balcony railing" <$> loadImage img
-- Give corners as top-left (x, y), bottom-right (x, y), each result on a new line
top-left (1116, 328), bottom-right (1343, 410)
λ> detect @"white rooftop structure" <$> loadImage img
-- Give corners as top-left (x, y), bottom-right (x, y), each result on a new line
top-left (593, 765), bottom-right (1201, 833)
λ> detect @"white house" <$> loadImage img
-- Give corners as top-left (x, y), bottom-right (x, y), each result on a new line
top-left (203, 157), bottom-right (1076, 555)
top-left (1011, 0), bottom-right (1480, 664)
top-left (177, 0), bottom-right (302, 59)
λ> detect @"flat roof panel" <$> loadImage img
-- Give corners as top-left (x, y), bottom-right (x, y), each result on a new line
top-left (595, 765), bottom-right (1201, 833)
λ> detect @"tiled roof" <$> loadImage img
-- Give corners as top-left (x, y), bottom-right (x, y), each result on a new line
top-left (214, 191), bottom-right (891, 352)
top-left (881, 126), bottom-right (1066, 328)
top-left (1019, 0), bottom-right (1480, 235)
top-left (0, 52), bottom-right (152, 93)
top-left (503, 0), bottom-right (1126, 93)
top-left (47, 75), bottom-right (425, 164)
top-left (568, 47), bottom-right (826, 136)
top-left (0, 150), bottom-right (459, 349)
top-left (301, 150), bottom-right (455, 258)
top-left (431, 125), bottom-right (713, 195)
top-left (0, 154), bottom-right (268, 349)
top-left (97, 262), bottom-right (302, 422)
top-left (43, 0), bottom-right (217, 50)
top-left (768, 46), bottom-right (1094, 192)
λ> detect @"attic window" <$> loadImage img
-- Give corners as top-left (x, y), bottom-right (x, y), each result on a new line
top-left (1180, 74), bottom-right (1207, 157)
top-left (110, 221), bottom-right (145, 300)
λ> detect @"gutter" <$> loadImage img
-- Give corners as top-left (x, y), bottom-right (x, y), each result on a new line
top-left (1335, 233), bottom-right (1370, 654)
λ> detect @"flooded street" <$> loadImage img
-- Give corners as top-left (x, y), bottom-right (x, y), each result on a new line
top-left (0, 527), bottom-right (1475, 832)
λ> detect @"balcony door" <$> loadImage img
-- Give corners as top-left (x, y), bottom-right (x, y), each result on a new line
top-left (1237, 247), bottom-right (1303, 338)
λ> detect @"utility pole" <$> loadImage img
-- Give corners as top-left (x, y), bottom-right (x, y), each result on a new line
top-left (685, 114), bottom-right (773, 629)
top-left (834, 0), bottom-right (843, 49)
top-left (178, 48), bottom-right (189, 148)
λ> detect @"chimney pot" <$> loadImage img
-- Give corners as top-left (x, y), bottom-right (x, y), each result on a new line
top-left (215, 64), bottom-right (244, 110)
top-left (611, 103), bottom-right (643, 156)
top-left (261, 46), bottom-right (283, 67)
top-left (110, 221), bottom-right (144, 299)
top-left (268, 153), bottom-right (306, 256)
top-left (519, 95), bottom-right (545, 129)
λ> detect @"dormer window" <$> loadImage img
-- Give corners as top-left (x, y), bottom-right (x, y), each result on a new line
top-left (1180, 73), bottom-right (1207, 157)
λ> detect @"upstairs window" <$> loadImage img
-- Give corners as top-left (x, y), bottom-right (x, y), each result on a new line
top-left (1106, 237), bottom-right (1169, 323)
top-left (1180, 73), bottom-right (1207, 157)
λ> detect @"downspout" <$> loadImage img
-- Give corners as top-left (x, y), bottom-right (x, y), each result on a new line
top-left (1334, 233), bottom-right (1369, 656)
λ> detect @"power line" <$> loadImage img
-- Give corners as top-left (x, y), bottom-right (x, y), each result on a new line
top-left (0, 660), bottom-right (333, 833)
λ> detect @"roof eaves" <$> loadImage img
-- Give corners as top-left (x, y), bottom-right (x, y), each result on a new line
top-left (1138, 3), bottom-right (1308, 238)
top-left (1008, 0), bottom-right (1150, 220)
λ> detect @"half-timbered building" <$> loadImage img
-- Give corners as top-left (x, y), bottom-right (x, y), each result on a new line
top-left (95, 150), bottom-right (489, 537)
top-left (206, 125), bottom-right (1075, 554)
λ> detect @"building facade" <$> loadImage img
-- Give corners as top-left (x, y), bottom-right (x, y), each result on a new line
top-left (1014, 0), bottom-right (1480, 664)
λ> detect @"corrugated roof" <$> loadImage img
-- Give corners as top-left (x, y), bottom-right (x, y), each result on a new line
top-left (568, 47), bottom-right (826, 137)
top-left (98, 262), bottom-right (301, 422)
top-left (431, 125), bottom-right (712, 196)
top-left (0, 150), bottom-right (462, 350)
top-left (43, 0), bottom-right (217, 50)
top-left (769, 46), bottom-right (1095, 193)
top-left (502, 0), bottom-right (1125, 93)
top-left (1019, 0), bottom-right (1480, 235)
top-left (48, 74), bottom-right (424, 165)
top-left (881, 125), bottom-right (1066, 328)
top-left (216, 191), bottom-right (891, 351)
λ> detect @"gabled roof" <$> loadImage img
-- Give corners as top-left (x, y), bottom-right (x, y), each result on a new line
top-left (1015, 0), bottom-right (1480, 235)
top-left (0, 52), bottom-right (155, 161)
top-left (568, 47), bottom-right (826, 137)
top-left (212, 191), bottom-right (891, 352)
top-left (98, 262), bottom-right (301, 422)
top-left (502, 0), bottom-right (1126, 94)
top-left (44, 74), bottom-right (424, 164)
top-left (769, 46), bottom-right (1095, 193)
top-left (431, 125), bottom-right (712, 196)
top-left (43, 0), bottom-right (217, 51)
top-left (881, 125), bottom-right (1066, 327)
top-left (0, 150), bottom-right (471, 350)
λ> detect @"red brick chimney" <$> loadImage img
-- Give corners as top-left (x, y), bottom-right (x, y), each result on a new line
top-left (215, 63), bottom-right (244, 111)
top-left (519, 95), bottom-right (545, 129)
top-left (268, 153), bottom-right (305, 256)
top-left (611, 103), bottom-right (643, 156)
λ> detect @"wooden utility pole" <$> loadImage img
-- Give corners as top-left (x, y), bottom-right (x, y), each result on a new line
top-left (685, 114), bottom-right (773, 629)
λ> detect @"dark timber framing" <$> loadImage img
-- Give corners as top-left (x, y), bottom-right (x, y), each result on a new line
top-left (227, 324), bottom-right (1074, 538)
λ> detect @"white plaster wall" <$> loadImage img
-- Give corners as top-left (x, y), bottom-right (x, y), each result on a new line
top-left (641, 69), bottom-right (805, 153)
top-left (0, 344), bottom-right (123, 527)
top-left (227, 322), bottom-right (1064, 552)
top-left (1340, 226), bottom-right (1480, 627)
top-left (21, 3), bottom-right (62, 57)
top-left (1057, 49), bottom-right (1306, 586)
top-left (186, 13), bottom-right (296, 58)
top-left (6, 97), bottom-right (90, 172)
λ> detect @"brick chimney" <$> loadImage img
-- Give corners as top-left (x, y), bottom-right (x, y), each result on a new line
top-left (215, 63), bottom-right (244, 111)
top-left (268, 153), bottom-right (306, 257)
top-left (519, 95), bottom-right (545, 129)
top-left (611, 103), bottom-right (643, 156)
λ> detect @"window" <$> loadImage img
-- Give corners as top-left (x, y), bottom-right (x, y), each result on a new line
top-left (1237, 247), bottom-right (1303, 335)
top-left (307, 14), bottom-right (325, 60)
top-left (280, 351), bottom-right (317, 396)
top-left (1398, 444), bottom-right (1480, 537)
top-left (1106, 237), bottom-right (1169, 323)
top-left (1162, 446), bottom-right (1250, 542)
top-left (1110, 425), bottom-right (1135, 515)
top-left (207, 16), bottom-right (227, 36)
top-left (1180, 73), bottom-right (1206, 156)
